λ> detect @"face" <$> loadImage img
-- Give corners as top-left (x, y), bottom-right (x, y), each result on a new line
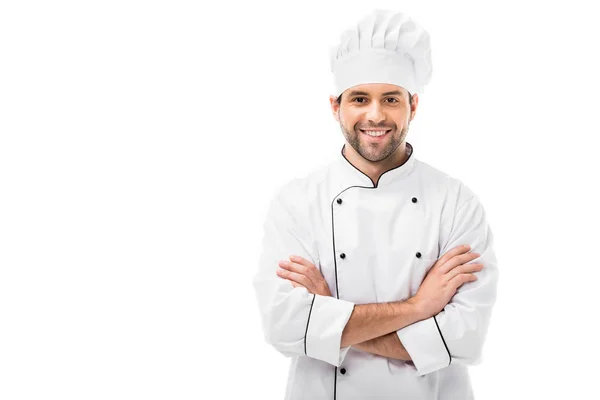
top-left (329, 83), bottom-right (418, 163)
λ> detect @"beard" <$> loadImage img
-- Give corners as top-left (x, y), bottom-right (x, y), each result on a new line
top-left (339, 121), bottom-right (409, 163)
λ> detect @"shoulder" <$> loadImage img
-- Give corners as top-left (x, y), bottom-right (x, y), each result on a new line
top-left (415, 159), bottom-right (480, 208)
top-left (275, 160), bottom-right (334, 204)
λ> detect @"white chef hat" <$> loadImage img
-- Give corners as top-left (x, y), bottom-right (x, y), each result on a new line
top-left (329, 9), bottom-right (433, 98)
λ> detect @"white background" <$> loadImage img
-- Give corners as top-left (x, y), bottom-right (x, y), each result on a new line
top-left (1, 0), bottom-right (599, 398)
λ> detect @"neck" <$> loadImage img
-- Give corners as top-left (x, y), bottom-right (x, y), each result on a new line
top-left (343, 142), bottom-right (409, 186)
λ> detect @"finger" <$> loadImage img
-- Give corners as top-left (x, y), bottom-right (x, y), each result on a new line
top-left (435, 245), bottom-right (470, 270)
top-left (276, 268), bottom-right (316, 291)
top-left (289, 255), bottom-right (321, 278)
top-left (439, 252), bottom-right (480, 275)
top-left (289, 280), bottom-right (304, 289)
top-left (449, 273), bottom-right (478, 291)
top-left (277, 274), bottom-right (311, 292)
top-left (289, 255), bottom-right (314, 267)
top-left (446, 263), bottom-right (484, 281)
top-left (279, 260), bottom-right (318, 286)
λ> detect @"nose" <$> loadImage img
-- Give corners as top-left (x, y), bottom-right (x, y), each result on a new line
top-left (365, 102), bottom-right (385, 124)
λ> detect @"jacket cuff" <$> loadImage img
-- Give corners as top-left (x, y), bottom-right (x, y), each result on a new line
top-left (396, 315), bottom-right (451, 375)
top-left (305, 294), bottom-right (355, 367)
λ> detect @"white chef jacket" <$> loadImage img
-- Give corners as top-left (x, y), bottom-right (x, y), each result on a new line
top-left (252, 142), bottom-right (499, 400)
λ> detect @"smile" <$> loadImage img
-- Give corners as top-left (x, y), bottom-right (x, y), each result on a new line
top-left (360, 129), bottom-right (391, 138)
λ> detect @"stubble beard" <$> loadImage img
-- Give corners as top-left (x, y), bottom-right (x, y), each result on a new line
top-left (340, 121), bottom-right (409, 163)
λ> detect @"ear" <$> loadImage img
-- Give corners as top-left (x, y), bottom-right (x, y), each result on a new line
top-left (329, 95), bottom-right (340, 122)
top-left (409, 93), bottom-right (419, 121)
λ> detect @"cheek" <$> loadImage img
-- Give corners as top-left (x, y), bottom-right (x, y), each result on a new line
top-left (346, 117), bottom-right (361, 131)
top-left (339, 109), bottom-right (362, 131)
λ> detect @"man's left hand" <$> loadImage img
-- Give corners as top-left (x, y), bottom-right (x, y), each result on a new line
top-left (277, 255), bottom-right (332, 297)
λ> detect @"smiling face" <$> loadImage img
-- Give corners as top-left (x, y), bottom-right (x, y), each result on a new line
top-left (330, 83), bottom-right (418, 163)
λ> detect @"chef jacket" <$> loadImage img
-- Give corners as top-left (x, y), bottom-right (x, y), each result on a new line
top-left (252, 142), bottom-right (499, 400)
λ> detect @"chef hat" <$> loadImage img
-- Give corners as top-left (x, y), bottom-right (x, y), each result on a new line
top-left (329, 9), bottom-right (433, 98)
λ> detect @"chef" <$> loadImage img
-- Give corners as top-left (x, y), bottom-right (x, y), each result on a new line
top-left (252, 9), bottom-right (499, 400)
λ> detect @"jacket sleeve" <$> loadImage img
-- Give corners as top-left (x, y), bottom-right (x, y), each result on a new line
top-left (252, 180), bottom-right (355, 367)
top-left (396, 186), bottom-right (500, 376)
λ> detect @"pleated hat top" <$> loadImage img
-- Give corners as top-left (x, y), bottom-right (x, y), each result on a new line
top-left (329, 9), bottom-right (433, 97)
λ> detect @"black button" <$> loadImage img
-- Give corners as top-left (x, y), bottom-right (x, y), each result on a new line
top-left (340, 253), bottom-right (346, 259)
top-left (412, 197), bottom-right (417, 203)
top-left (340, 368), bottom-right (346, 375)
top-left (337, 198), bottom-right (343, 204)
top-left (416, 252), bottom-right (421, 258)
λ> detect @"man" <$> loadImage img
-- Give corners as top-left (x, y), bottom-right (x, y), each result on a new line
top-left (252, 9), bottom-right (499, 399)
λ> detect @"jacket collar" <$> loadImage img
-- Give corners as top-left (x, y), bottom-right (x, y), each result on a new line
top-left (337, 142), bottom-right (416, 188)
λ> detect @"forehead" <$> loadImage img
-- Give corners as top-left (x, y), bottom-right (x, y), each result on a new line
top-left (344, 83), bottom-right (407, 97)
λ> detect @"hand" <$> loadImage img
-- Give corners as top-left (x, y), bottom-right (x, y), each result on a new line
top-left (410, 245), bottom-right (484, 318)
top-left (276, 255), bottom-right (332, 297)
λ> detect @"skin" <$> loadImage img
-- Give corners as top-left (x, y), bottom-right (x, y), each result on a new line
top-left (329, 83), bottom-right (419, 187)
top-left (275, 83), bottom-right (484, 361)
top-left (277, 247), bottom-right (482, 359)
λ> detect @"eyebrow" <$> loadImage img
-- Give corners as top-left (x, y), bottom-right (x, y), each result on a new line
top-left (347, 90), bottom-right (405, 97)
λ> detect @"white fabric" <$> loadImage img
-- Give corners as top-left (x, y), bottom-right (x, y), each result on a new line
top-left (329, 9), bottom-right (433, 97)
top-left (252, 142), bottom-right (499, 399)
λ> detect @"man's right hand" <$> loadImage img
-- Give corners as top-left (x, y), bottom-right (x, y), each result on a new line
top-left (409, 245), bottom-right (484, 319)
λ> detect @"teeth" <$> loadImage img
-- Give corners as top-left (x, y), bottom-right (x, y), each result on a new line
top-left (363, 130), bottom-right (388, 137)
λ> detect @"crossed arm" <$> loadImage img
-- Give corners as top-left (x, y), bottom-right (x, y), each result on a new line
top-left (355, 332), bottom-right (411, 360)
top-left (255, 183), bottom-right (498, 374)
top-left (347, 316), bottom-right (413, 360)
top-left (277, 256), bottom-right (424, 361)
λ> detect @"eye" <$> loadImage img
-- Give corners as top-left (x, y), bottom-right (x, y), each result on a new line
top-left (386, 98), bottom-right (399, 103)
top-left (352, 97), bottom-right (367, 103)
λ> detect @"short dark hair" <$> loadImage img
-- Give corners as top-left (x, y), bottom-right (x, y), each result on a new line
top-left (336, 91), bottom-right (413, 105)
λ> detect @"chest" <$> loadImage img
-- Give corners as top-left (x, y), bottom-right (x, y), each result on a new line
top-left (310, 186), bottom-right (442, 304)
